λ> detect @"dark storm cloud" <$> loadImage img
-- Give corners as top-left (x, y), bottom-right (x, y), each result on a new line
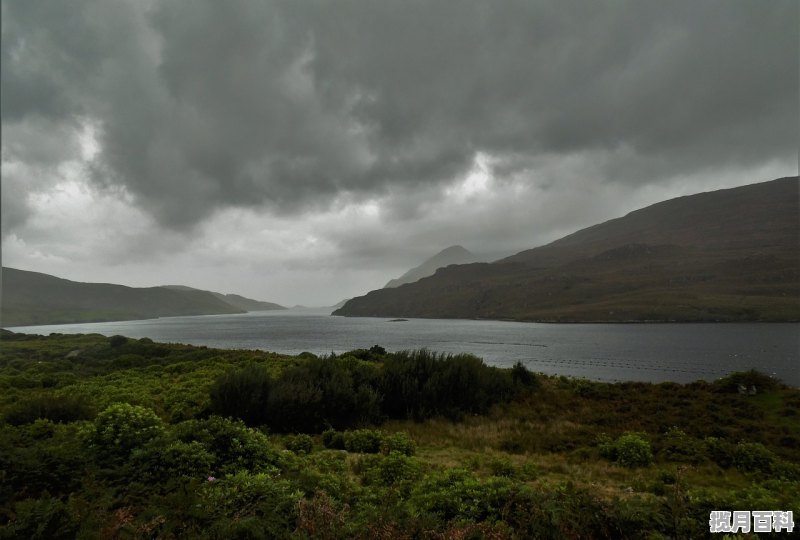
top-left (2, 0), bottom-right (797, 230)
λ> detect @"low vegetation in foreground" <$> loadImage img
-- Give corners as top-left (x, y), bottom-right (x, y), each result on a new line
top-left (0, 330), bottom-right (798, 539)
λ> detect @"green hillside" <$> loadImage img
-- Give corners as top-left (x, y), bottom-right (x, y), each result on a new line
top-left (163, 285), bottom-right (286, 312)
top-left (335, 177), bottom-right (800, 322)
top-left (0, 268), bottom-right (246, 326)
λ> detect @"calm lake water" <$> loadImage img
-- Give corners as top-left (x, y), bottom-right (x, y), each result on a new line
top-left (8, 309), bottom-right (799, 386)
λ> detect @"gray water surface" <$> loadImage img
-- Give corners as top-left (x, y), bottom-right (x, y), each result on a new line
top-left (8, 309), bottom-right (799, 385)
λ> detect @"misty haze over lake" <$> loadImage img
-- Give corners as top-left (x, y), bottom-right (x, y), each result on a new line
top-left (12, 310), bottom-right (799, 387)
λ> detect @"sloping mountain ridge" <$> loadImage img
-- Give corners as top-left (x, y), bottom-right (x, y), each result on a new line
top-left (163, 285), bottom-right (285, 311)
top-left (334, 177), bottom-right (800, 322)
top-left (0, 268), bottom-right (274, 326)
top-left (384, 245), bottom-right (479, 288)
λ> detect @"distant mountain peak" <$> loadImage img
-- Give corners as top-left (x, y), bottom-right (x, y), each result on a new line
top-left (337, 177), bottom-right (800, 322)
top-left (384, 245), bottom-right (480, 288)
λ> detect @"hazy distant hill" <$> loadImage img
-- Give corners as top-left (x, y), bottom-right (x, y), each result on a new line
top-left (0, 269), bottom-right (280, 326)
top-left (335, 177), bottom-right (800, 322)
top-left (163, 285), bottom-right (285, 311)
top-left (329, 298), bottom-right (351, 309)
top-left (384, 245), bottom-right (479, 288)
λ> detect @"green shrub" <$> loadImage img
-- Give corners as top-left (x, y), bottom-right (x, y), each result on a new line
top-left (130, 440), bottom-right (215, 483)
top-left (657, 470), bottom-right (677, 485)
top-left (704, 436), bottom-right (735, 469)
top-left (599, 432), bottom-right (653, 468)
top-left (660, 427), bottom-right (703, 463)
top-left (380, 431), bottom-right (416, 456)
top-left (733, 442), bottom-right (775, 474)
top-left (285, 434), bottom-right (314, 454)
top-left (321, 429), bottom-right (346, 450)
top-left (200, 471), bottom-right (301, 538)
top-left (597, 434), bottom-right (617, 460)
top-left (410, 468), bottom-right (515, 522)
top-left (616, 433), bottom-right (653, 468)
top-left (344, 429), bottom-right (383, 453)
top-left (359, 452), bottom-right (421, 488)
top-left (89, 403), bottom-right (165, 460)
top-left (173, 416), bottom-right (283, 475)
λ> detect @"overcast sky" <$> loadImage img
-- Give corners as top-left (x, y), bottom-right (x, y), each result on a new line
top-left (2, 0), bottom-right (797, 306)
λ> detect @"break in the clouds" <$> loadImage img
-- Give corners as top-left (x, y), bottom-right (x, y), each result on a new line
top-left (2, 0), bottom-right (797, 305)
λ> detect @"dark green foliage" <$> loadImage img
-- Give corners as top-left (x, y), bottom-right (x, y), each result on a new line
top-left (733, 442), bottom-right (776, 474)
top-left (0, 423), bottom-right (86, 502)
top-left (4, 394), bottom-right (93, 425)
top-left (703, 436), bottom-right (736, 468)
top-left (659, 426), bottom-right (703, 463)
top-left (266, 356), bottom-right (382, 432)
top-left (410, 468), bottom-right (515, 522)
top-left (599, 432), bottom-right (653, 468)
top-left (381, 431), bottom-right (416, 456)
top-left (343, 429), bottom-right (384, 453)
top-left (285, 434), bottom-right (314, 454)
top-left (200, 471), bottom-right (301, 539)
top-left (714, 369), bottom-right (780, 393)
top-left (108, 335), bottom-right (128, 347)
top-left (511, 361), bottom-right (538, 389)
top-left (500, 483), bottom-right (618, 539)
top-left (2, 494), bottom-right (79, 540)
top-left (172, 416), bottom-right (284, 475)
top-left (209, 363), bottom-right (271, 426)
top-left (322, 428), bottom-right (346, 450)
top-left (130, 440), bottom-right (216, 483)
top-left (358, 452), bottom-right (422, 488)
top-left (340, 345), bottom-right (387, 361)
top-left (381, 349), bottom-right (516, 420)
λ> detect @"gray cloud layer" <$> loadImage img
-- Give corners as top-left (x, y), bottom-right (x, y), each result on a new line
top-left (4, 0), bottom-right (796, 231)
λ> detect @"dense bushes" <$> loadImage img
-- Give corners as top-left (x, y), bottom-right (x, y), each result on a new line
top-left (4, 394), bottom-right (94, 425)
top-left (2, 333), bottom-right (796, 539)
top-left (267, 357), bottom-right (383, 432)
top-left (209, 363), bottom-right (271, 426)
top-left (208, 349), bottom-right (533, 432)
top-left (381, 350), bottom-right (517, 420)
